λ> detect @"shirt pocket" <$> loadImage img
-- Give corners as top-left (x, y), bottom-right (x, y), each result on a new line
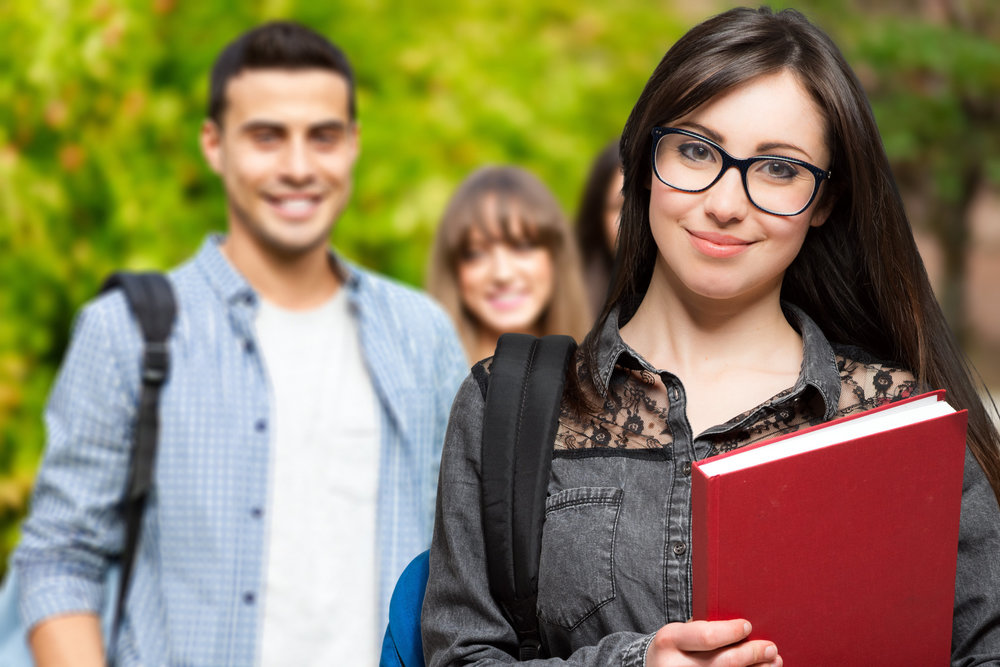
top-left (536, 486), bottom-right (622, 629)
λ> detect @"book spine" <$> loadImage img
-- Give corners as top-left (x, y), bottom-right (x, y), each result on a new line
top-left (690, 466), bottom-right (718, 620)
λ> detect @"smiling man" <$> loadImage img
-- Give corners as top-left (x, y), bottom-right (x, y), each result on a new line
top-left (13, 22), bottom-right (467, 666)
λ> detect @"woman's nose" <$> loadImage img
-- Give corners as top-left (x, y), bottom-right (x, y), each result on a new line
top-left (702, 166), bottom-right (749, 225)
top-left (488, 246), bottom-right (515, 281)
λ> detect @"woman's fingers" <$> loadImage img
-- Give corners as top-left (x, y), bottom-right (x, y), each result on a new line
top-left (657, 619), bottom-right (750, 652)
top-left (647, 620), bottom-right (781, 667)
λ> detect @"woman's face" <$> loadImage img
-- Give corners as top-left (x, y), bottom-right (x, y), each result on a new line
top-left (647, 70), bottom-right (832, 308)
top-left (603, 168), bottom-right (625, 253)
top-left (457, 208), bottom-right (555, 339)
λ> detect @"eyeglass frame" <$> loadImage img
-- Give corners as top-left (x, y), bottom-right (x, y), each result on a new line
top-left (650, 126), bottom-right (832, 217)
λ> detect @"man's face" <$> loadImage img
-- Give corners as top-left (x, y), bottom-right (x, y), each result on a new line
top-left (201, 68), bottom-right (359, 259)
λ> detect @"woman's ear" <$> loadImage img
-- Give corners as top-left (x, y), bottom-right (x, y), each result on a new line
top-left (808, 187), bottom-right (837, 228)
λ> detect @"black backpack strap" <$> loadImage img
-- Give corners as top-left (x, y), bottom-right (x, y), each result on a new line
top-left (480, 333), bottom-right (576, 660)
top-left (99, 272), bottom-right (176, 665)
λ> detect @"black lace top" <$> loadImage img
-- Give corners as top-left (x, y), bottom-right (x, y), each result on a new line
top-left (557, 305), bottom-right (920, 458)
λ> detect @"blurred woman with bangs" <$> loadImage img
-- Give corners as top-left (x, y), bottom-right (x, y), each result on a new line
top-left (427, 165), bottom-right (591, 363)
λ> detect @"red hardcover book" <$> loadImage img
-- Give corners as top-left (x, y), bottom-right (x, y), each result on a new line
top-left (691, 390), bottom-right (967, 666)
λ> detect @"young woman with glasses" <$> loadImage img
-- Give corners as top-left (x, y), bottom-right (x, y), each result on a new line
top-left (422, 7), bottom-right (1000, 666)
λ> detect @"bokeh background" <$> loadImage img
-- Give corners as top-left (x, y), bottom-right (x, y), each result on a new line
top-left (2, 0), bottom-right (999, 572)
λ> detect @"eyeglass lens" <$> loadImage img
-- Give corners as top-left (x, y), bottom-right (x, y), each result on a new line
top-left (654, 132), bottom-right (817, 215)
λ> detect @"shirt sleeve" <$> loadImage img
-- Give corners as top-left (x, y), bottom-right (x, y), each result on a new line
top-left (420, 375), bottom-right (653, 666)
top-left (951, 446), bottom-right (1000, 665)
top-left (13, 294), bottom-right (138, 631)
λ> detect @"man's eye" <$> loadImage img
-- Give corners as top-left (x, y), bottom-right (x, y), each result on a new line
top-left (314, 131), bottom-right (342, 145)
top-left (251, 130), bottom-right (280, 144)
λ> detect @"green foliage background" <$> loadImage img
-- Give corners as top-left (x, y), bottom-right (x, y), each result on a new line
top-left (2, 0), bottom-right (999, 572)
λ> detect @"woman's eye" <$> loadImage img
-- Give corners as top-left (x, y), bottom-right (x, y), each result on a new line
top-left (678, 141), bottom-right (715, 162)
top-left (761, 160), bottom-right (799, 180)
top-left (460, 248), bottom-right (486, 262)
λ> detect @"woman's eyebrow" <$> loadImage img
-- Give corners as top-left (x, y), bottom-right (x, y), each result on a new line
top-left (756, 141), bottom-right (812, 159)
top-left (676, 121), bottom-right (723, 144)
top-left (678, 121), bottom-right (814, 159)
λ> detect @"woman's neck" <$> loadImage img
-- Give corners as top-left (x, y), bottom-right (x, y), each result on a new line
top-left (620, 266), bottom-right (804, 436)
top-left (623, 267), bottom-right (802, 379)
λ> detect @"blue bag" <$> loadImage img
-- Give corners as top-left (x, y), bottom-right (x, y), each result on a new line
top-left (379, 550), bottom-right (430, 667)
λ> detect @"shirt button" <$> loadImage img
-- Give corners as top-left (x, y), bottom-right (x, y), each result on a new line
top-left (672, 541), bottom-right (687, 556)
top-left (250, 507), bottom-right (263, 519)
top-left (681, 461), bottom-right (692, 476)
top-left (243, 339), bottom-right (255, 354)
top-left (243, 294), bottom-right (255, 306)
top-left (254, 418), bottom-right (267, 432)
top-left (243, 591), bottom-right (256, 605)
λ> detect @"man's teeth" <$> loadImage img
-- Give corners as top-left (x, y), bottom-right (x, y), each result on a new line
top-left (276, 198), bottom-right (314, 213)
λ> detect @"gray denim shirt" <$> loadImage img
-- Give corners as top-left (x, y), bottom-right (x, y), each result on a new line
top-left (422, 307), bottom-right (1000, 665)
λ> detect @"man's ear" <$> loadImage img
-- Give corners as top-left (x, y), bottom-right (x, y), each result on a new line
top-left (200, 119), bottom-right (223, 174)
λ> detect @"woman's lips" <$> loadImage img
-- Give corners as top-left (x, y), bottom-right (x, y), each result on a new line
top-left (687, 229), bottom-right (753, 258)
top-left (486, 291), bottom-right (529, 312)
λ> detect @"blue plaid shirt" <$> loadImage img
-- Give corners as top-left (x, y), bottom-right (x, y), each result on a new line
top-left (14, 236), bottom-right (467, 665)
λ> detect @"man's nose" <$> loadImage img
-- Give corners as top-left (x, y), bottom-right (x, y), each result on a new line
top-left (280, 138), bottom-right (315, 183)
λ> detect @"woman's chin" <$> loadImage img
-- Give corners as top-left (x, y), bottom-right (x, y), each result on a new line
top-left (480, 313), bottom-right (540, 338)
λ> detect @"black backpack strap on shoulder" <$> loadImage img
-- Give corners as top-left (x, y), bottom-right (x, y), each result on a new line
top-left (480, 333), bottom-right (577, 660)
top-left (99, 271), bottom-right (176, 666)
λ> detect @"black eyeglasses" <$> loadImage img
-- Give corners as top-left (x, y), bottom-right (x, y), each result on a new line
top-left (650, 127), bottom-right (832, 216)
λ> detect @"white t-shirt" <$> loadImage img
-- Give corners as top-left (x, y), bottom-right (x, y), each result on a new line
top-left (255, 289), bottom-right (380, 665)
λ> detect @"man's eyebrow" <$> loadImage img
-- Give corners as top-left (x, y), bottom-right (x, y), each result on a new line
top-left (239, 120), bottom-right (286, 133)
top-left (237, 120), bottom-right (351, 133)
top-left (308, 120), bottom-right (350, 132)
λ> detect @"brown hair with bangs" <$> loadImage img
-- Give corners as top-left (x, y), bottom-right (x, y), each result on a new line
top-left (427, 165), bottom-right (591, 361)
top-left (583, 6), bottom-right (1000, 501)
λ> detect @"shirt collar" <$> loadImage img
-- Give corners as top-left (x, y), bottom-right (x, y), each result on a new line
top-left (193, 234), bottom-right (363, 308)
top-left (590, 302), bottom-right (842, 420)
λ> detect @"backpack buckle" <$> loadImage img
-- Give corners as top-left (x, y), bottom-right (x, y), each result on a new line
top-left (142, 342), bottom-right (169, 385)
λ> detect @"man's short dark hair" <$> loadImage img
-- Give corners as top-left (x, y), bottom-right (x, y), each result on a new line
top-left (208, 21), bottom-right (356, 125)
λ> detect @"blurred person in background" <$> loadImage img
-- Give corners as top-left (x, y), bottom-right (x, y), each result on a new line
top-left (427, 165), bottom-right (591, 363)
top-left (12, 20), bottom-right (466, 666)
top-left (575, 138), bottom-right (624, 315)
